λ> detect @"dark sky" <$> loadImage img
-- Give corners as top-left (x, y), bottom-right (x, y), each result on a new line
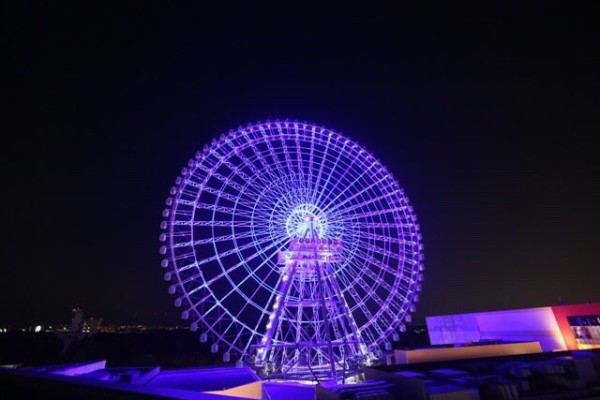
top-left (3, 2), bottom-right (599, 326)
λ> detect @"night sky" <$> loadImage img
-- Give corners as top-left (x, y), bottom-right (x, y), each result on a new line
top-left (3, 3), bottom-right (599, 327)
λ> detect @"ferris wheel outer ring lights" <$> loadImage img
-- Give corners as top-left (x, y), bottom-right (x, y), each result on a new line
top-left (160, 120), bottom-right (424, 361)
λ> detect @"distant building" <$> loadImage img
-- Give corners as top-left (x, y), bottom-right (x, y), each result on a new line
top-left (70, 304), bottom-right (84, 334)
top-left (83, 317), bottom-right (103, 334)
top-left (426, 303), bottom-right (600, 352)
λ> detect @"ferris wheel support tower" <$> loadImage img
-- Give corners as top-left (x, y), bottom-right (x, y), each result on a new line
top-left (255, 213), bottom-right (368, 381)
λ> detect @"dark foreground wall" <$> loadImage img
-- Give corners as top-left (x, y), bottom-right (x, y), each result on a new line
top-left (0, 371), bottom-right (166, 400)
top-left (0, 330), bottom-right (222, 369)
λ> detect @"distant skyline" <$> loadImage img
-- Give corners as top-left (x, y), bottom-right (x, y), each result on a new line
top-left (3, 3), bottom-right (599, 326)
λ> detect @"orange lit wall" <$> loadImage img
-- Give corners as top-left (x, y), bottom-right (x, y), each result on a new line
top-left (551, 303), bottom-right (600, 350)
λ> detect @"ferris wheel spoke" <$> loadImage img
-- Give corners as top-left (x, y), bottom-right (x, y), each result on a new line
top-left (195, 234), bottom-right (289, 290)
top-left (245, 136), bottom-right (286, 185)
top-left (318, 163), bottom-right (376, 213)
top-left (204, 147), bottom-right (257, 186)
top-left (274, 127), bottom-right (298, 182)
top-left (334, 271), bottom-right (386, 339)
top-left (306, 129), bottom-right (316, 200)
top-left (217, 149), bottom-right (291, 205)
top-left (293, 127), bottom-right (308, 194)
top-left (248, 163), bottom-right (303, 202)
top-left (336, 190), bottom-right (400, 216)
top-left (309, 134), bottom-right (332, 204)
top-left (213, 238), bottom-right (291, 312)
top-left (342, 205), bottom-right (410, 221)
top-left (202, 186), bottom-right (243, 205)
top-left (351, 229), bottom-right (408, 245)
top-left (313, 139), bottom-right (348, 207)
top-left (258, 126), bottom-right (290, 182)
top-left (184, 229), bottom-right (267, 247)
top-left (176, 270), bottom-right (203, 286)
top-left (170, 248), bottom-right (197, 263)
top-left (201, 185), bottom-right (257, 209)
top-left (233, 145), bottom-right (272, 180)
top-left (347, 221), bottom-right (410, 229)
top-left (352, 246), bottom-right (418, 295)
top-left (185, 236), bottom-right (290, 333)
top-left (214, 240), bottom-right (293, 351)
top-left (323, 175), bottom-right (388, 217)
top-left (217, 152), bottom-right (256, 183)
top-left (341, 255), bottom-right (392, 294)
top-left (180, 200), bottom-right (255, 219)
top-left (344, 253), bottom-right (410, 314)
top-left (343, 261), bottom-right (406, 329)
top-left (312, 151), bottom-right (370, 202)
top-left (186, 220), bottom-right (257, 227)
top-left (338, 258), bottom-right (393, 312)
top-left (351, 243), bottom-right (401, 273)
top-left (235, 152), bottom-right (276, 190)
top-left (194, 164), bottom-right (248, 194)
top-left (191, 233), bottom-right (275, 271)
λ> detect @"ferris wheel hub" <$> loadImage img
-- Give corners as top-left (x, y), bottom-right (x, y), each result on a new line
top-left (285, 203), bottom-right (328, 238)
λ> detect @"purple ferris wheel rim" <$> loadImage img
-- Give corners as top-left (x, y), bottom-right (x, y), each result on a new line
top-left (159, 120), bottom-right (424, 362)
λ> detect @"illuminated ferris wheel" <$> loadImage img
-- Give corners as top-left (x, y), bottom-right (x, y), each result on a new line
top-left (160, 120), bottom-right (424, 380)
